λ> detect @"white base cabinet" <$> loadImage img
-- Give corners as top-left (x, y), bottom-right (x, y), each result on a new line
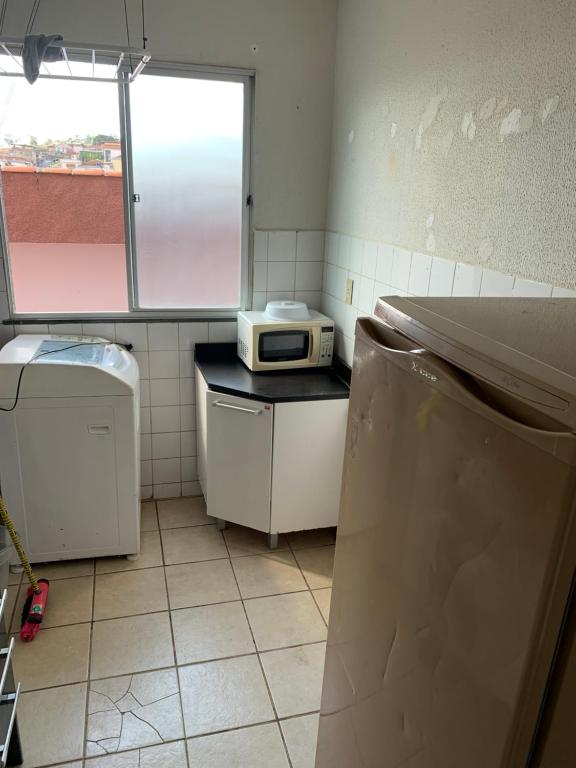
top-left (196, 367), bottom-right (348, 540)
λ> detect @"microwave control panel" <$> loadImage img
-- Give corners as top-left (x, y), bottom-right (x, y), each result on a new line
top-left (320, 326), bottom-right (334, 363)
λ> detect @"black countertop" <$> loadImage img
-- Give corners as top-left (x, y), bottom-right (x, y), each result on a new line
top-left (195, 343), bottom-right (350, 403)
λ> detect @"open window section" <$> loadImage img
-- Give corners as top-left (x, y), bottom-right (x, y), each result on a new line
top-left (0, 62), bottom-right (128, 313)
top-left (0, 64), bottom-right (251, 316)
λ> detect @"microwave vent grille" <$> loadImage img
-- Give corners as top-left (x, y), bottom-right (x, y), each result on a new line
top-left (239, 339), bottom-right (249, 360)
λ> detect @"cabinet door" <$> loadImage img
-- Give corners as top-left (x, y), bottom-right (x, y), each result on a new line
top-left (206, 391), bottom-right (273, 532)
top-left (195, 369), bottom-right (209, 499)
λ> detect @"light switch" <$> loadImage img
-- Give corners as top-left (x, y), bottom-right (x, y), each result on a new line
top-left (345, 278), bottom-right (354, 305)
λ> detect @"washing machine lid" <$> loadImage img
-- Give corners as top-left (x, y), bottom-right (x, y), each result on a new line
top-left (0, 335), bottom-right (139, 399)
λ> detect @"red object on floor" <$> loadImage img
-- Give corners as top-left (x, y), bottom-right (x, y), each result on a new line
top-left (20, 579), bottom-right (50, 642)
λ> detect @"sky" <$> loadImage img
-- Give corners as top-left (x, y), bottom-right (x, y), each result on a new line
top-left (0, 59), bottom-right (244, 147)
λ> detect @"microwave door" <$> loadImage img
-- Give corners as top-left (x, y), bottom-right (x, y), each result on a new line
top-left (258, 330), bottom-right (310, 364)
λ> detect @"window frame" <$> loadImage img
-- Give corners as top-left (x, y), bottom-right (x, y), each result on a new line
top-left (0, 60), bottom-right (255, 320)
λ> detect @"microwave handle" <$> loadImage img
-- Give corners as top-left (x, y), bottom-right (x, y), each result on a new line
top-left (309, 330), bottom-right (314, 360)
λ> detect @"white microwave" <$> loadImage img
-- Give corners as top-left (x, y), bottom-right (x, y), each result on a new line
top-left (237, 302), bottom-right (335, 372)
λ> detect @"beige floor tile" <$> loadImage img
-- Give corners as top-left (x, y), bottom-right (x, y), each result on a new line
top-left (244, 592), bottom-right (327, 651)
top-left (33, 558), bottom-right (94, 581)
top-left (86, 741), bottom-right (188, 768)
top-left (8, 569), bottom-right (22, 586)
top-left (96, 531), bottom-right (162, 574)
top-left (141, 501), bottom-right (158, 532)
top-left (50, 763), bottom-right (83, 768)
top-left (5, 584), bottom-right (19, 630)
top-left (13, 623), bottom-right (90, 691)
top-left (91, 612), bottom-right (174, 679)
top-left (223, 525), bottom-right (289, 557)
top-left (158, 495), bottom-right (213, 529)
top-left (94, 567), bottom-right (167, 620)
top-left (186, 723), bottom-right (290, 767)
top-left (280, 714), bottom-right (320, 768)
top-left (19, 683), bottom-right (86, 767)
top-left (161, 524), bottom-right (227, 565)
top-left (12, 576), bottom-right (94, 632)
top-left (172, 602), bottom-right (254, 664)
top-left (260, 643), bottom-right (326, 718)
top-left (287, 528), bottom-right (336, 551)
top-left (231, 551), bottom-right (308, 599)
top-left (179, 655), bottom-right (274, 737)
top-left (312, 588), bottom-right (332, 623)
top-left (293, 546), bottom-right (335, 589)
top-left (86, 668), bottom-right (183, 756)
top-left (166, 559), bottom-right (240, 610)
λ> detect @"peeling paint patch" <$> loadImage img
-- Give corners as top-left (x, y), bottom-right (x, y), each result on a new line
top-left (348, 130), bottom-right (355, 144)
top-left (426, 213), bottom-right (435, 229)
top-left (390, 122), bottom-right (397, 138)
top-left (499, 108), bottom-right (533, 141)
top-left (540, 96), bottom-right (560, 124)
top-left (461, 111), bottom-right (476, 141)
top-left (479, 97), bottom-right (497, 121)
top-left (415, 87), bottom-right (448, 150)
top-left (477, 238), bottom-right (493, 264)
top-left (426, 231), bottom-right (436, 253)
top-left (440, 129), bottom-right (454, 158)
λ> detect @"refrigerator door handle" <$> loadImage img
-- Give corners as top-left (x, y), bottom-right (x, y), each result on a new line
top-left (357, 318), bottom-right (576, 446)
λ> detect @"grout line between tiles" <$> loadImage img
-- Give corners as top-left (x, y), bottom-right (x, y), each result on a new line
top-left (81, 557), bottom-right (97, 760)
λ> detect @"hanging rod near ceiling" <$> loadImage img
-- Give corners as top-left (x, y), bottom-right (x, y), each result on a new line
top-left (0, 36), bottom-right (150, 82)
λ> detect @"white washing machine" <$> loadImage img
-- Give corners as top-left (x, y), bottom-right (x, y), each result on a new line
top-left (0, 334), bottom-right (140, 565)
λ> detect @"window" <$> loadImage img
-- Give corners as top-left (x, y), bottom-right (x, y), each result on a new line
top-left (0, 62), bottom-right (252, 317)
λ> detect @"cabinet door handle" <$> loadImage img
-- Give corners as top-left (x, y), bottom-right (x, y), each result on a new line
top-left (212, 400), bottom-right (263, 415)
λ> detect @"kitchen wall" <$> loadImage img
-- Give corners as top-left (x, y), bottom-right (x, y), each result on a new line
top-left (322, 0), bottom-right (576, 363)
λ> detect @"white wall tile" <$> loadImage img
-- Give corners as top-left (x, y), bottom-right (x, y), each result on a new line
top-left (362, 242), bottom-right (378, 279)
top-left (140, 486), bottom-right (153, 500)
top-left (373, 281), bottom-right (396, 305)
top-left (375, 244), bottom-right (394, 284)
top-left (179, 351), bottom-right (195, 378)
top-left (84, 322), bottom-right (116, 341)
top-left (181, 457), bottom-right (198, 483)
top-left (267, 261), bottom-right (296, 291)
top-left (141, 460), bottom-right (152, 486)
top-left (182, 481), bottom-right (201, 497)
top-left (254, 231), bottom-right (268, 262)
top-left (180, 405), bottom-right (196, 431)
top-left (268, 231), bottom-right (296, 261)
top-left (480, 269), bottom-right (515, 297)
top-left (296, 231), bottom-right (324, 261)
top-left (152, 433), bottom-right (181, 460)
top-left (140, 407), bottom-right (151, 434)
top-left (154, 482), bottom-right (181, 499)
top-left (336, 235), bottom-right (351, 270)
top-left (153, 458), bottom-right (181, 484)
top-left (324, 232), bottom-right (339, 265)
top-left (358, 276), bottom-right (375, 314)
top-left (149, 351), bottom-right (179, 379)
top-left (150, 378), bottom-right (180, 407)
top-left (428, 257), bottom-right (456, 296)
top-left (0, 324), bottom-right (14, 347)
top-left (181, 431), bottom-right (197, 457)
top-left (552, 287), bottom-right (576, 297)
top-left (253, 262), bottom-right (268, 292)
top-left (14, 324), bottom-right (50, 334)
top-left (147, 322), bottom-right (179, 351)
top-left (48, 323), bottom-right (82, 336)
top-left (178, 322), bottom-right (209, 350)
top-left (294, 291), bottom-right (322, 310)
top-left (267, 291), bottom-right (295, 301)
top-left (252, 291), bottom-right (267, 310)
top-left (513, 278), bottom-right (553, 297)
top-left (408, 252), bottom-right (432, 296)
top-left (390, 248), bottom-right (412, 291)
top-left (115, 322), bottom-right (148, 350)
top-left (350, 273), bottom-right (362, 310)
top-left (132, 351), bottom-right (149, 379)
top-left (209, 321), bottom-right (237, 343)
top-left (295, 261), bottom-right (323, 291)
top-left (140, 380), bottom-right (150, 407)
top-left (452, 263), bottom-right (483, 296)
top-left (140, 433), bottom-right (152, 461)
top-left (151, 405), bottom-right (180, 434)
top-left (324, 264), bottom-right (347, 301)
top-left (179, 378), bottom-right (195, 406)
top-left (349, 239), bottom-right (364, 274)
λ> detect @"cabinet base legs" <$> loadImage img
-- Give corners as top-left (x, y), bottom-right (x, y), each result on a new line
top-left (216, 518), bottom-right (227, 531)
top-left (268, 533), bottom-right (279, 550)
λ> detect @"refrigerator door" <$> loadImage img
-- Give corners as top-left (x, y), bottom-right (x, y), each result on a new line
top-left (316, 318), bottom-right (576, 768)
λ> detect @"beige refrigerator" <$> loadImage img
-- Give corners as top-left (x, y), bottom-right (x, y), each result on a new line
top-left (316, 298), bottom-right (576, 768)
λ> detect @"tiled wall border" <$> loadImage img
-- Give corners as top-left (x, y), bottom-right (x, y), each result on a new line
top-left (321, 232), bottom-right (576, 367)
top-left (0, 231), bottom-right (324, 499)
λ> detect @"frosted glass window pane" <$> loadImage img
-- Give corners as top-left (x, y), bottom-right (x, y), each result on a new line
top-left (0, 66), bottom-right (127, 313)
top-left (130, 74), bottom-right (245, 309)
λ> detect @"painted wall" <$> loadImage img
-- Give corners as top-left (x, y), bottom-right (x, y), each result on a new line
top-left (3, 0), bottom-right (337, 231)
top-left (326, 0), bottom-right (576, 288)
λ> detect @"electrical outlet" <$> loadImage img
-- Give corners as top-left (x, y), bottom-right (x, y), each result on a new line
top-left (345, 277), bottom-right (354, 305)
